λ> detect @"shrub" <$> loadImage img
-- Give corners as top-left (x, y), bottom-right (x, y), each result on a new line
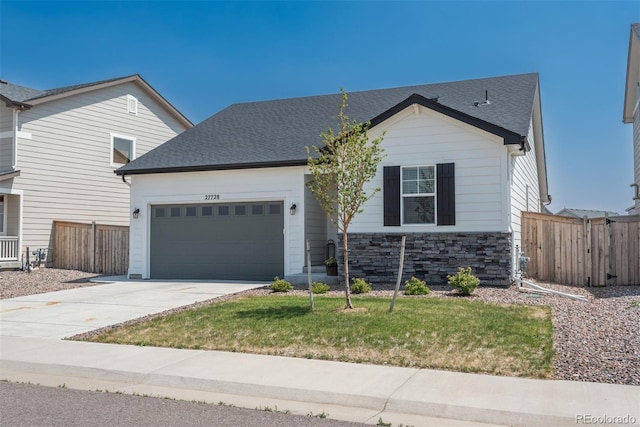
top-left (312, 282), bottom-right (330, 294)
top-left (270, 276), bottom-right (293, 293)
top-left (325, 257), bottom-right (337, 266)
top-left (404, 276), bottom-right (430, 295)
top-left (351, 278), bottom-right (372, 294)
top-left (447, 267), bottom-right (480, 295)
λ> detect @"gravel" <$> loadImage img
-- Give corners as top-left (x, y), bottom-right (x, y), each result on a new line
top-left (1, 268), bottom-right (638, 386)
top-left (0, 268), bottom-right (101, 299)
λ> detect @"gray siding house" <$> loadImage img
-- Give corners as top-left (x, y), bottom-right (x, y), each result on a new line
top-left (0, 75), bottom-right (192, 268)
top-left (117, 73), bottom-right (550, 286)
top-left (624, 23), bottom-right (640, 215)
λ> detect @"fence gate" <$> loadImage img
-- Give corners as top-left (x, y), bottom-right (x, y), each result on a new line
top-left (53, 221), bottom-right (129, 275)
top-left (522, 212), bottom-right (640, 286)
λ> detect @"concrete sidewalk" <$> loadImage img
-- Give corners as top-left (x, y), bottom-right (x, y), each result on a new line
top-left (2, 336), bottom-right (638, 427)
top-left (1, 280), bottom-right (638, 426)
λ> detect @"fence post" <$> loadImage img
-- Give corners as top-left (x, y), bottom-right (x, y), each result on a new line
top-left (604, 213), bottom-right (610, 287)
top-left (584, 216), bottom-right (592, 286)
top-left (91, 221), bottom-right (96, 273)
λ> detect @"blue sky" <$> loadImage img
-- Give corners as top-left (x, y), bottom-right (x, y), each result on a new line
top-left (1, 1), bottom-right (638, 214)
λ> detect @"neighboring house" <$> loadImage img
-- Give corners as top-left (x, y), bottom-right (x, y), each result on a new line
top-left (117, 73), bottom-right (550, 285)
top-left (624, 23), bottom-right (640, 215)
top-left (0, 75), bottom-right (192, 269)
top-left (556, 208), bottom-right (620, 219)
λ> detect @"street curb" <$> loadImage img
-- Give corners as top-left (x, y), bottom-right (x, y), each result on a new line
top-left (1, 357), bottom-right (615, 427)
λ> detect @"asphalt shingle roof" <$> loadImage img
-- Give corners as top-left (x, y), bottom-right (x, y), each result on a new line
top-left (112, 72), bottom-right (538, 174)
top-left (0, 75), bottom-right (138, 104)
top-left (0, 81), bottom-right (43, 103)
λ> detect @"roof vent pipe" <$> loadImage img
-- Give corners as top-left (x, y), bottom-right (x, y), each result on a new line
top-left (473, 90), bottom-right (491, 107)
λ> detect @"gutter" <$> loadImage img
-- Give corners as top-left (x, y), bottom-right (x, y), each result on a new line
top-left (0, 94), bottom-right (32, 110)
top-left (12, 109), bottom-right (19, 169)
top-left (114, 159), bottom-right (309, 177)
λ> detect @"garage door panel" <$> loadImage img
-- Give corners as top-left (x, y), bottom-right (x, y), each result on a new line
top-left (150, 202), bottom-right (284, 280)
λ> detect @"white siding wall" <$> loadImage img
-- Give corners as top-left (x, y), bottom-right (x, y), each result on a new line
top-left (128, 167), bottom-right (307, 279)
top-left (510, 120), bottom-right (541, 259)
top-left (350, 104), bottom-right (509, 233)
top-left (0, 105), bottom-right (15, 172)
top-left (12, 82), bottom-right (188, 252)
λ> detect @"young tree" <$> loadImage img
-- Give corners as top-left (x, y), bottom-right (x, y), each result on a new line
top-left (307, 89), bottom-right (385, 309)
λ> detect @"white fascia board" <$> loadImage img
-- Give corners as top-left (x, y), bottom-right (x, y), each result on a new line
top-left (531, 84), bottom-right (550, 205)
top-left (624, 28), bottom-right (640, 123)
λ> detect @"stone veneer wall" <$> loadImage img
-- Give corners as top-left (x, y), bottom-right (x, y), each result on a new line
top-left (337, 232), bottom-right (512, 287)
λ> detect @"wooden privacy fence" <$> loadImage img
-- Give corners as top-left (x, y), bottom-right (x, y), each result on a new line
top-left (522, 212), bottom-right (640, 286)
top-left (53, 221), bottom-right (129, 275)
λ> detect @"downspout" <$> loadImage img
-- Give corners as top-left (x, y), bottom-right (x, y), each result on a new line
top-left (12, 109), bottom-right (19, 169)
top-left (506, 151), bottom-right (516, 283)
top-left (519, 136), bottom-right (527, 153)
top-left (541, 194), bottom-right (553, 212)
top-left (11, 103), bottom-right (32, 169)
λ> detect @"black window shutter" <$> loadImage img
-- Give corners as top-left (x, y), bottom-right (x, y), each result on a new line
top-left (437, 163), bottom-right (455, 226)
top-left (383, 166), bottom-right (401, 226)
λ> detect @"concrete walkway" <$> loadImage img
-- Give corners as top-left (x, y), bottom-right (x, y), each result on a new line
top-left (1, 279), bottom-right (638, 427)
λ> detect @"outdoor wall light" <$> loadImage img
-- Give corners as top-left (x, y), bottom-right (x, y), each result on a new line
top-left (290, 203), bottom-right (297, 215)
top-left (132, 208), bottom-right (140, 219)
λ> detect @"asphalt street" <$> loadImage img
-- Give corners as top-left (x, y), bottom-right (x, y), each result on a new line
top-left (0, 381), bottom-right (367, 427)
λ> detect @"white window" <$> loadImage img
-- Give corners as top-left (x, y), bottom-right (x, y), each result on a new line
top-left (402, 166), bottom-right (435, 224)
top-left (127, 95), bottom-right (138, 115)
top-left (110, 134), bottom-right (136, 166)
top-left (0, 195), bottom-right (5, 235)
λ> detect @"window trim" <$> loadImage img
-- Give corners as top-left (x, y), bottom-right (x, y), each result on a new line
top-left (110, 133), bottom-right (136, 167)
top-left (384, 163), bottom-right (455, 227)
top-left (401, 165), bottom-right (437, 225)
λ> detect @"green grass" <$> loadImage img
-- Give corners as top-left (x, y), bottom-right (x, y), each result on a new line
top-left (87, 295), bottom-right (554, 378)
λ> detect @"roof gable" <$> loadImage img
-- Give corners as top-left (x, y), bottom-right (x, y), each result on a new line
top-left (117, 73), bottom-right (540, 176)
top-left (369, 93), bottom-right (525, 147)
top-left (0, 75), bottom-right (192, 128)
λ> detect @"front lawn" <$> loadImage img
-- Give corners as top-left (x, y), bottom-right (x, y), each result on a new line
top-left (87, 295), bottom-right (554, 378)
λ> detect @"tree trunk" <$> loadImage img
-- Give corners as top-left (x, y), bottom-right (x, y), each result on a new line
top-left (389, 235), bottom-right (406, 313)
top-left (342, 232), bottom-right (353, 309)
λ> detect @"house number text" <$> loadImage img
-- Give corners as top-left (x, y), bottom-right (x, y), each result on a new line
top-left (204, 194), bottom-right (220, 200)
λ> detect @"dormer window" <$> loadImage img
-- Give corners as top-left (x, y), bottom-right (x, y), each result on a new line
top-left (127, 95), bottom-right (138, 115)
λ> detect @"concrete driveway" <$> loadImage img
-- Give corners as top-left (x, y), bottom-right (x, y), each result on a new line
top-left (0, 278), bottom-right (267, 339)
